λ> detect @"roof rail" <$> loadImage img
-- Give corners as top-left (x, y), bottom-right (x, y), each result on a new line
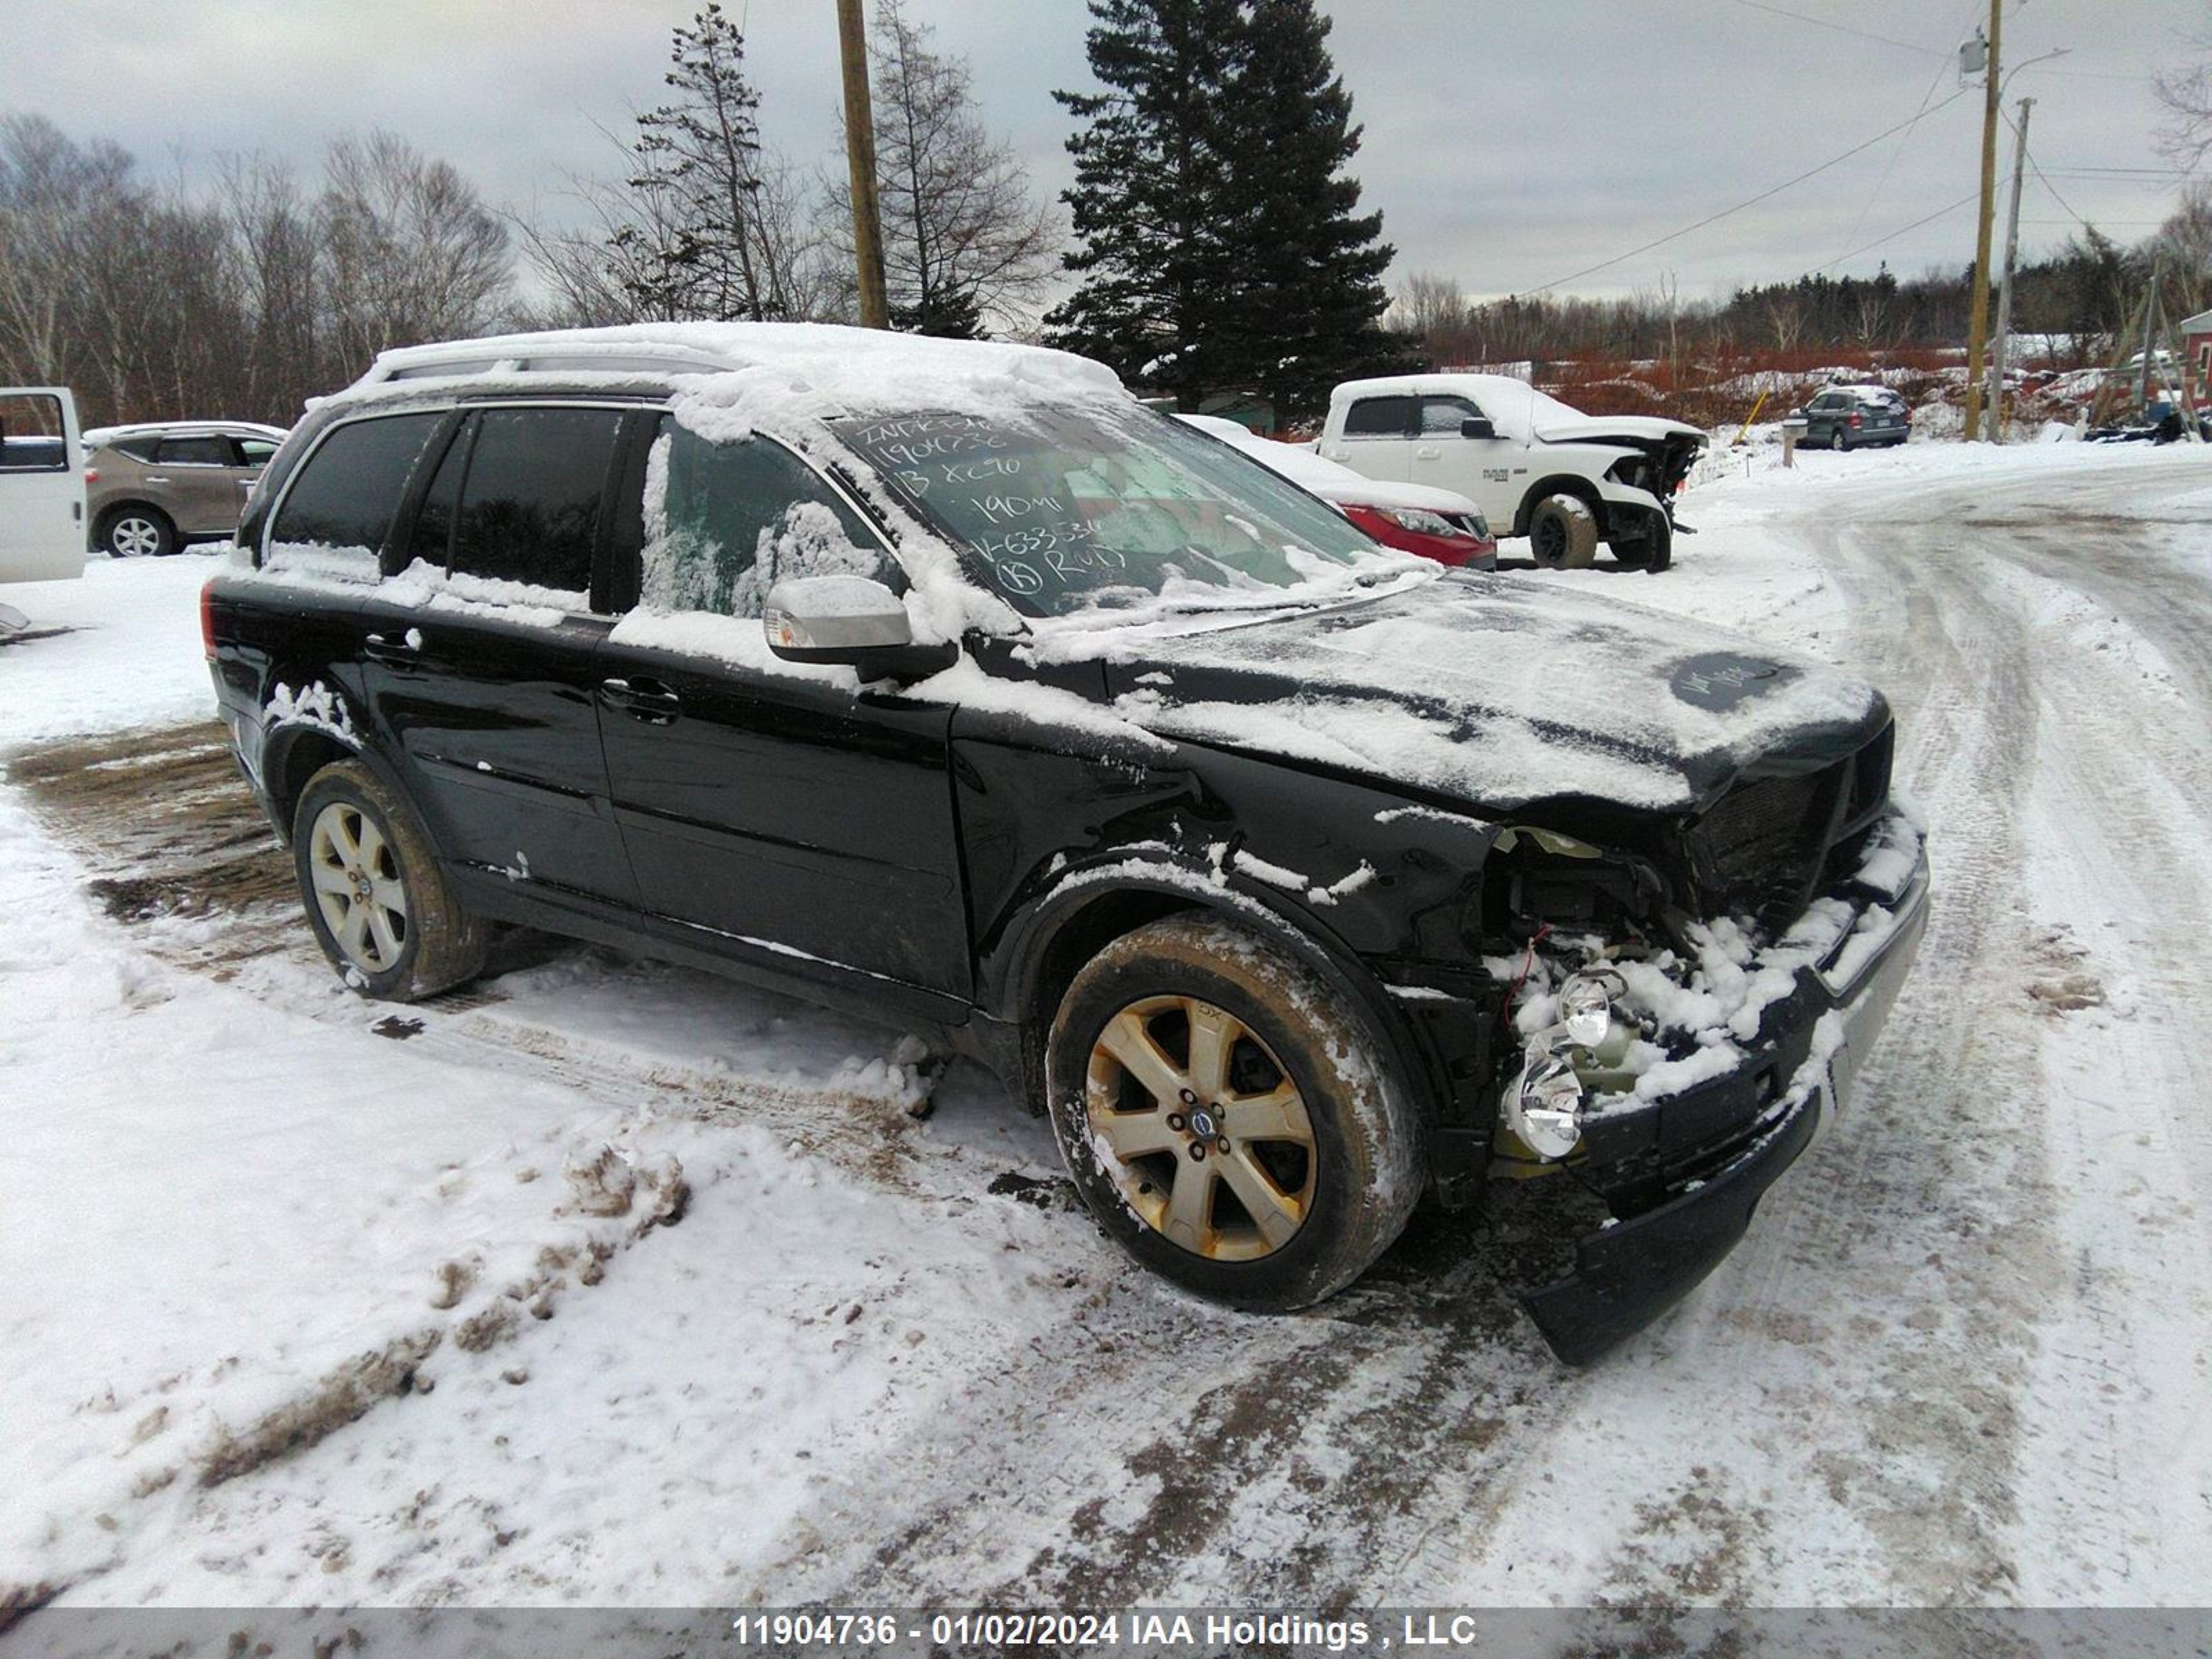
top-left (359, 339), bottom-right (742, 386)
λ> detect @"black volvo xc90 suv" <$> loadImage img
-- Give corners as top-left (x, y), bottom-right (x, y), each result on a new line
top-left (202, 324), bottom-right (1928, 1362)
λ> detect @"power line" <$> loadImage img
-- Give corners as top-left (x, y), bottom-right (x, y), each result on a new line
top-left (1842, 34), bottom-right (1962, 253)
top-left (1527, 88), bottom-right (1971, 294)
top-left (1723, 0), bottom-right (1951, 57)
top-left (1819, 191), bottom-right (1982, 272)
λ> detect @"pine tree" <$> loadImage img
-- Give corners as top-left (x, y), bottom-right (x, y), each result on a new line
top-left (1046, 0), bottom-right (1250, 406)
top-left (823, 0), bottom-right (1059, 339)
top-left (625, 3), bottom-right (779, 321)
top-left (1222, 0), bottom-right (1398, 418)
top-left (1047, 0), bottom-right (1399, 420)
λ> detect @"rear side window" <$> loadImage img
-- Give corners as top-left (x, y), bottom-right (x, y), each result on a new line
top-left (268, 412), bottom-right (442, 571)
top-left (158, 435), bottom-right (233, 466)
top-left (113, 435), bottom-right (162, 462)
top-left (448, 406), bottom-right (621, 595)
top-left (643, 418), bottom-right (892, 619)
top-left (237, 438), bottom-right (281, 465)
top-left (0, 392), bottom-right (67, 472)
top-left (1342, 396), bottom-right (1413, 438)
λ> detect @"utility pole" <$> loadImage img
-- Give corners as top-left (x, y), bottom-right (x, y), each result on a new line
top-left (837, 0), bottom-right (890, 330)
top-left (1986, 96), bottom-right (2033, 444)
top-left (1962, 0), bottom-right (2002, 441)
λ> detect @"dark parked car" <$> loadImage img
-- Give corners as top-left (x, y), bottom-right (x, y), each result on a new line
top-left (1797, 386), bottom-right (1911, 450)
top-left (203, 325), bottom-right (1928, 1361)
top-left (84, 420), bottom-right (288, 557)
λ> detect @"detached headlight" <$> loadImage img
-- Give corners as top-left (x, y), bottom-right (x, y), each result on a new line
top-left (1511, 1045), bottom-right (1585, 1160)
top-left (1557, 966), bottom-right (1624, 1047)
top-left (1377, 506), bottom-right (1463, 538)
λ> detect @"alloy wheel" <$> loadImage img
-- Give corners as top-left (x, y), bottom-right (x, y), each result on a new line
top-left (1084, 995), bottom-right (1317, 1261)
top-left (109, 516), bottom-right (162, 557)
top-left (307, 800), bottom-right (409, 972)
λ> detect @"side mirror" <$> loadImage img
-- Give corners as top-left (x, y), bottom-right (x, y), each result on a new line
top-left (762, 574), bottom-right (955, 682)
top-left (1460, 416), bottom-right (1497, 440)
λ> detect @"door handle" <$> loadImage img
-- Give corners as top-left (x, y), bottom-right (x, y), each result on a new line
top-left (362, 631), bottom-right (416, 665)
top-left (600, 675), bottom-right (682, 724)
top-left (1414, 445), bottom-right (1441, 458)
top-left (142, 475), bottom-right (171, 484)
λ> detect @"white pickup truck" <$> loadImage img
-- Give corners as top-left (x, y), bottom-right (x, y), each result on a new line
top-left (1317, 373), bottom-right (1706, 571)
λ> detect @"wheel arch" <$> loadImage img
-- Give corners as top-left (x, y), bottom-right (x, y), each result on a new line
top-left (261, 724), bottom-right (418, 850)
top-left (988, 860), bottom-right (1438, 1135)
top-left (93, 498), bottom-right (175, 545)
top-left (1512, 474), bottom-right (1605, 538)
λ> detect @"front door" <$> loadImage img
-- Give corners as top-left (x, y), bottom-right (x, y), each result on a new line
top-left (594, 418), bottom-right (969, 1008)
top-left (358, 403), bottom-right (639, 910)
top-left (1408, 392), bottom-right (1520, 527)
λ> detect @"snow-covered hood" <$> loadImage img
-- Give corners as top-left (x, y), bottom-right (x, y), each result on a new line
top-left (1533, 413), bottom-right (1707, 449)
top-left (1081, 576), bottom-right (1884, 816)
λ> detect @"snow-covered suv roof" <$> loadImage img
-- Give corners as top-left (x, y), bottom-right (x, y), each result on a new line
top-left (346, 323), bottom-right (1124, 413)
top-left (82, 420), bottom-right (290, 448)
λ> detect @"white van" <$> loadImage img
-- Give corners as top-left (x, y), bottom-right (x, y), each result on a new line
top-left (0, 386), bottom-right (88, 584)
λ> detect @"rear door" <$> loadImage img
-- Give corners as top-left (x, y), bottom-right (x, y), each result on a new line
top-left (1320, 393), bottom-right (1415, 484)
top-left (0, 388), bottom-right (85, 583)
top-left (357, 402), bottom-right (639, 912)
top-left (152, 433), bottom-right (244, 534)
top-left (593, 415), bottom-right (968, 1012)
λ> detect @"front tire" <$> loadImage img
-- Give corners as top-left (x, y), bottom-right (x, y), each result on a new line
top-left (1527, 493), bottom-right (1599, 569)
top-left (99, 505), bottom-right (176, 559)
top-left (1046, 915), bottom-right (1421, 1311)
top-left (293, 760), bottom-right (487, 1001)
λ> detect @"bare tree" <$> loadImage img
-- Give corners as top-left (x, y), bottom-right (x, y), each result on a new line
top-left (319, 131), bottom-right (511, 367)
top-left (823, 0), bottom-right (1060, 336)
top-left (2148, 178), bottom-right (2212, 316)
top-left (2155, 11), bottom-right (2212, 171)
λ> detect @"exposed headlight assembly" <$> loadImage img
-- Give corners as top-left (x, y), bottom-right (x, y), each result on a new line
top-left (1507, 966), bottom-right (1627, 1161)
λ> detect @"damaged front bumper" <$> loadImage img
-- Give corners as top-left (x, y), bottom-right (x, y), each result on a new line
top-left (1521, 838), bottom-right (1930, 1365)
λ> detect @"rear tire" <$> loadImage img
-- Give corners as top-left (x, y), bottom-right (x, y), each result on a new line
top-left (293, 760), bottom-right (487, 1001)
top-left (98, 505), bottom-right (176, 559)
top-left (1528, 493), bottom-right (1599, 569)
top-left (1829, 428), bottom-right (1848, 451)
top-left (1046, 914), bottom-right (1422, 1311)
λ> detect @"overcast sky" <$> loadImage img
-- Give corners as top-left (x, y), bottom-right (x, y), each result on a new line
top-left (3, 1), bottom-right (2199, 308)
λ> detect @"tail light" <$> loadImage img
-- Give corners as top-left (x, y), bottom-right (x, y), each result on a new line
top-left (199, 579), bottom-right (218, 662)
top-left (1848, 412), bottom-right (1863, 428)
top-left (84, 467), bottom-right (99, 484)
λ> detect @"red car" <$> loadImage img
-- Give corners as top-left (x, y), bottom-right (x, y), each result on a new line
top-left (1177, 415), bottom-right (1497, 568)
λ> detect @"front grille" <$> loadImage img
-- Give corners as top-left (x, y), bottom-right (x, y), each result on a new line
top-left (1687, 724), bottom-right (1897, 925)
top-left (1693, 771), bottom-right (1835, 918)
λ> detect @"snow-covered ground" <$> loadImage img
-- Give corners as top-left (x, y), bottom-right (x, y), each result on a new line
top-left (3, 440), bottom-right (2210, 1624)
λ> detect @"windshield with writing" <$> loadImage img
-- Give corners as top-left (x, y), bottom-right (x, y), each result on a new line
top-left (831, 404), bottom-right (1384, 619)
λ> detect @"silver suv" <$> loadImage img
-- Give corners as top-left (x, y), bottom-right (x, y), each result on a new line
top-left (84, 421), bottom-right (288, 556)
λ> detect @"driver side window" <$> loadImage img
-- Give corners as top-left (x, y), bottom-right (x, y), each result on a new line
top-left (642, 418), bottom-right (897, 619)
top-left (1417, 395), bottom-right (1484, 434)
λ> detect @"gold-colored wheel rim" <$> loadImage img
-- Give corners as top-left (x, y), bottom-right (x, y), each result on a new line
top-left (308, 801), bottom-right (409, 973)
top-left (1084, 995), bottom-right (1317, 1262)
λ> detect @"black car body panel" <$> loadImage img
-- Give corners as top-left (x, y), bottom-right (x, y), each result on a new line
top-left (205, 333), bottom-right (1929, 1362)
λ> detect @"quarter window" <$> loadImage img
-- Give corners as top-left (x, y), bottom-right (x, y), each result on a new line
top-left (237, 438), bottom-right (281, 466)
top-left (644, 417), bottom-right (892, 619)
top-left (1341, 396), bottom-right (1414, 438)
top-left (268, 412), bottom-right (443, 568)
top-left (448, 407), bottom-right (622, 594)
